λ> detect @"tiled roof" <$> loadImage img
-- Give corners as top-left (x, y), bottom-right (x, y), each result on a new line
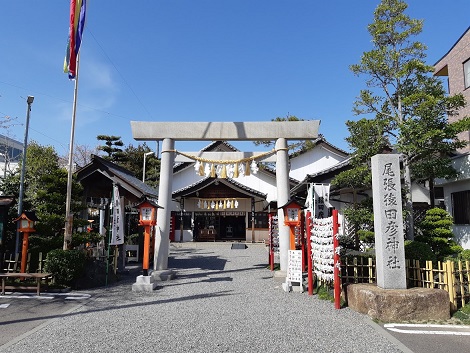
top-left (76, 154), bottom-right (158, 198)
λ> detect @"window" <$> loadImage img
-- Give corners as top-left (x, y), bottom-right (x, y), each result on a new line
top-left (434, 187), bottom-right (444, 199)
top-left (464, 59), bottom-right (470, 89)
top-left (451, 190), bottom-right (470, 224)
top-left (254, 212), bottom-right (269, 228)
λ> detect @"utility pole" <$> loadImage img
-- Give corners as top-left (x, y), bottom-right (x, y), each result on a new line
top-left (142, 151), bottom-right (154, 182)
top-left (15, 96), bottom-right (34, 256)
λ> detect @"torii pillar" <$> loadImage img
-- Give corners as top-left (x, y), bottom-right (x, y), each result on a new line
top-left (131, 121), bottom-right (320, 274)
top-left (155, 138), bottom-right (175, 270)
top-left (275, 138), bottom-right (290, 273)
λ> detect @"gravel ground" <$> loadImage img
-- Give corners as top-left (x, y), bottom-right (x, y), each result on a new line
top-left (1, 243), bottom-right (410, 353)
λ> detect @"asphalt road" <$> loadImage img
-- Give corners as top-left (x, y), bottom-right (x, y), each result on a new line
top-left (4, 291), bottom-right (470, 353)
top-left (0, 291), bottom-right (91, 347)
top-left (0, 244), bottom-right (470, 353)
top-left (384, 323), bottom-right (470, 353)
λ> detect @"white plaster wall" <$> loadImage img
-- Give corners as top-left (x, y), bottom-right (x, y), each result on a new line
top-left (434, 154), bottom-right (470, 249)
top-left (451, 154), bottom-right (470, 180)
top-left (246, 229), bottom-right (269, 243)
top-left (435, 154), bottom-right (470, 187)
top-left (0, 161), bottom-right (19, 180)
top-left (234, 171), bottom-right (278, 203)
top-left (411, 182), bottom-right (430, 204)
top-left (289, 145), bottom-right (348, 181)
top-left (172, 165), bottom-right (206, 191)
top-left (442, 180), bottom-right (470, 249)
top-left (172, 163), bottom-right (279, 204)
top-left (453, 226), bottom-right (470, 250)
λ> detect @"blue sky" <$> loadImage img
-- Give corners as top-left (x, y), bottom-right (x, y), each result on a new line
top-left (0, 1), bottom-right (469, 158)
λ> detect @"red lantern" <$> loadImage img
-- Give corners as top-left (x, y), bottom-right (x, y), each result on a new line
top-left (279, 200), bottom-right (304, 250)
top-left (15, 211), bottom-right (37, 233)
top-left (135, 199), bottom-right (162, 275)
top-left (137, 199), bottom-right (160, 227)
top-left (280, 200), bottom-right (302, 227)
top-left (13, 211), bottom-right (38, 274)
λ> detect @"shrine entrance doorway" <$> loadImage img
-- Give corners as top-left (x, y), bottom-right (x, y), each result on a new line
top-left (194, 213), bottom-right (246, 242)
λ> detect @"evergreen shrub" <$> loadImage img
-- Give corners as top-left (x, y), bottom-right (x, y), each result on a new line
top-left (44, 249), bottom-right (86, 287)
top-left (415, 208), bottom-right (462, 260)
top-left (459, 249), bottom-right (470, 261)
top-left (404, 240), bottom-right (436, 262)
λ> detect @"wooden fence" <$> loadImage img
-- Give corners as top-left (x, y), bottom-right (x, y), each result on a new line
top-left (1, 250), bottom-right (119, 275)
top-left (2, 252), bottom-right (49, 274)
top-left (341, 257), bottom-right (470, 311)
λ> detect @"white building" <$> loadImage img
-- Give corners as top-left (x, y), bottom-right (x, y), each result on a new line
top-left (433, 26), bottom-right (470, 248)
top-left (0, 134), bottom-right (22, 180)
top-left (167, 139), bottom-right (349, 243)
top-left (435, 154), bottom-right (470, 248)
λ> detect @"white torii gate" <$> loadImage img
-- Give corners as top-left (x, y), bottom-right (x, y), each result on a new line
top-left (131, 121), bottom-right (320, 275)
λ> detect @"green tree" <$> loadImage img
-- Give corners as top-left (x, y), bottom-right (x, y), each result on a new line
top-left (332, 118), bottom-right (389, 250)
top-left (120, 143), bottom-right (160, 188)
top-left (0, 142), bottom-right (85, 250)
top-left (415, 208), bottom-right (462, 260)
top-left (253, 115), bottom-right (317, 154)
top-left (398, 75), bottom-right (469, 206)
top-left (346, 0), bottom-right (469, 240)
top-left (97, 135), bottom-right (126, 163)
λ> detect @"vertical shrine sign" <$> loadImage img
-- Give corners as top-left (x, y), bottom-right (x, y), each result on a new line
top-left (287, 250), bottom-right (303, 283)
top-left (371, 154), bottom-right (406, 289)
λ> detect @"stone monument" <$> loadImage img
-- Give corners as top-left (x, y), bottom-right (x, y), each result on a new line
top-left (347, 154), bottom-right (450, 322)
top-left (371, 154), bottom-right (406, 289)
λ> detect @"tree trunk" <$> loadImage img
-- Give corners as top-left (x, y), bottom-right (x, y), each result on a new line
top-left (429, 178), bottom-right (435, 209)
top-left (403, 158), bottom-right (414, 240)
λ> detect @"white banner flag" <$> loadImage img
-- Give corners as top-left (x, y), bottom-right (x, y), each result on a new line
top-left (110, 184), bottom-right (124, 245)
top-left (313, 184), bottom-right (331, 219)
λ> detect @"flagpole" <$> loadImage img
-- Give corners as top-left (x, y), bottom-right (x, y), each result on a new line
top-left (63, 53), bottom-right (80, 250)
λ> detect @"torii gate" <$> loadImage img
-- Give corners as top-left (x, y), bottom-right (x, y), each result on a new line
top-left (131, 121), bottom-right (320, 276)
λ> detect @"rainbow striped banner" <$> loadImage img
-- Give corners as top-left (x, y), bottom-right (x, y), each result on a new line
top-left (64, 0), bottom-right (86, 79)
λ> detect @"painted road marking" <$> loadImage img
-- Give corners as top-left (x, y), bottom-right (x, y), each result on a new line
top-left (1, 294), bottom-right (54, 299)
top-left (52, 292), bottom-right (91, 300)
top-left (64, 295), bottom-right (91, 300)
top-left (0, 303), bottom-right (10, 308)
top-left (385, 323), bottom-right (470, 336)
top-left (0, 292), bottom-right (91, 300)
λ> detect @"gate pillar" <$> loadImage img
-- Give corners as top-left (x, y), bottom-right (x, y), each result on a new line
top-left (275, 138), bottom-right (290, 272)
top-left (154, 138), bottom-right (175, 270)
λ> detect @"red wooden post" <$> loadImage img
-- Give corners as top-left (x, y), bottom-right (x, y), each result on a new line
top-left (333, 209), bottom-right (341, 309)
top-left (268, 213), bottom-right (274, 271)
top-left (307, 211), bottom-right (313, 295)
top-left (301, 214), bottom-right (306, 271)
top-left (289, 226), bottom-right (295, 250)
top-left (169, 214), bottom-right (176, 242)
top-left (142, 225), bottom-right (151, 276)
top-left (20, 232), bottom-right (30, 274)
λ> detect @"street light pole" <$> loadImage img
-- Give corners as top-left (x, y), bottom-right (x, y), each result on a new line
top-left (142, 151), bottom-right (154, 182)
top-left (15, 95), bottom-right (34, 256)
